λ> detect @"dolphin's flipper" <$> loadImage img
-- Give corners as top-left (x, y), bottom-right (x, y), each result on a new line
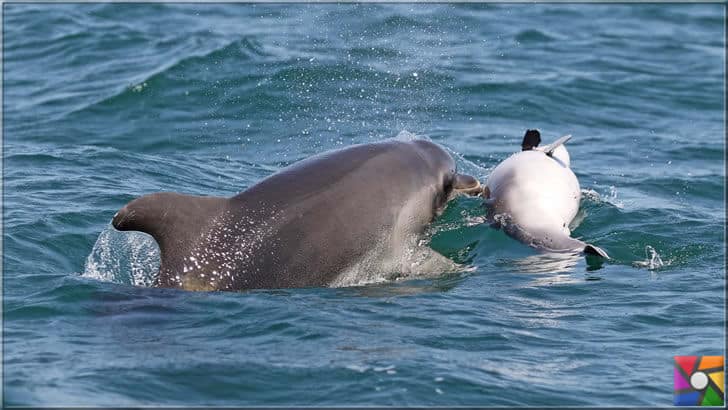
top-left (548, 235), bottom-right (610, 259)
top-left (452, 173), bottom-right (482, 196)
top-left (540, 134), bottom-right (572, 156)
top-left (584, 243), bottom-right (609, 259)
top-left (499, 222), bottom-right (610, 259)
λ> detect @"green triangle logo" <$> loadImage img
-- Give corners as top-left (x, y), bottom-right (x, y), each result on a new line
top-left (701, 385), bottom-right (724, 406)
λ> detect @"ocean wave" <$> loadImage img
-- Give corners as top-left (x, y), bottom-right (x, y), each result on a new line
top-left (3, 3), bottom-right (724, 406)
top-left (59, 37), bottom-right (268, 120)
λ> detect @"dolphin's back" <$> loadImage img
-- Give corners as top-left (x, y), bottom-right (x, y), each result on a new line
top-left (114, 139), bottom-right (457, 290)
top-left (227, 139), bottom-right (456, 289)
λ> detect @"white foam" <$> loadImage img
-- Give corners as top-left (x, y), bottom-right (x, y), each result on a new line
top-left (393, 129), bottom-right (420, 141)
top-left (581, 186), bottom-right (624, 209)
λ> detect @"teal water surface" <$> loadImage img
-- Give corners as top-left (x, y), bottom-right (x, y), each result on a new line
top-left (2, 3), bottom-right (725, 406)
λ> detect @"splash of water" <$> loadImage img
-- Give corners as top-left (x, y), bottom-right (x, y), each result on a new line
top-left (633, 245), bottom-right (667, 270)
top-left (394, 129), bottom-right (419, 141)
top-left (605, 185), bottom-right (624, 209)
top-left (83, 225), bottom-right (160, 286)
top-left (581, 186), bottom-right (624, 209)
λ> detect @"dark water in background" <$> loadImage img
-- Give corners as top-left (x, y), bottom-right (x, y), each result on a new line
top-left (2, 3), bottom-right (725, 406)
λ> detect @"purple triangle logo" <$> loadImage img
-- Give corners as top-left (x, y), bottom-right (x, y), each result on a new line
top-left (674, 368), bottom-right (690, 390)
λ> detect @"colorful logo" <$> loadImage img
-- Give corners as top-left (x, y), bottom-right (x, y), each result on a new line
top-left (674, 356), bottom-right (724, 406)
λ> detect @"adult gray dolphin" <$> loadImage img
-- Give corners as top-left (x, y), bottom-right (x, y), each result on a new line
top-left (481, 131), bottom-right (609, 258)
top-left (112, 139), bottom-right (481, 291)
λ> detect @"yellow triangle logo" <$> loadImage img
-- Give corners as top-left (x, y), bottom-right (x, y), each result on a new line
top-left (708, 371), bottom-right (724, 394)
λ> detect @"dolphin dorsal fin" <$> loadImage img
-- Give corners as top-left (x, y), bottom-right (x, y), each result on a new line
top-left (112, 192), bottom-right (227, 284)
top-left (540, 134), bottom-right (572, 156)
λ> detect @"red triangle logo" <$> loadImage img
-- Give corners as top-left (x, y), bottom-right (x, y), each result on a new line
top-left (675, 356), bottom-right (698, 375)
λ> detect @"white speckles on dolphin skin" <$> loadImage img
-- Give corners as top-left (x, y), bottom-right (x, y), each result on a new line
top-left (179, 208), bottom-right (280, 291)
